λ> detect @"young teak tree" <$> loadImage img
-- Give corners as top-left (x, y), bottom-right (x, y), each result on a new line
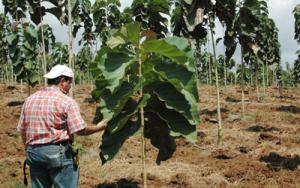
top-left (90, 22), bottom-right (200, 187)
top-left (6, 23), bottom-right (40, 95)
top-left (0, 13), bottom-right (11, 83)
top-left (293, 4), bottom-right (300, 43)
top-left (292, 5), bottom-right (300, 86)
top-left (92, 0), bottom-right (122, 47)
top-left (131, 0), bottom-right (170, 38)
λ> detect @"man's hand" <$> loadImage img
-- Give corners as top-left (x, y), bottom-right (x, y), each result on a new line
top-left (76, 119), bottom-right (109, 136)
top-left (96, 119), bottom-right (108, 131)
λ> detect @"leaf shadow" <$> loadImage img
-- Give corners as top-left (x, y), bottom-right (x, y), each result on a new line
top-left (274, 105), bottom-right (300, 114)
top-left (246, 124), bottom-right (280, 133)
top-left (225, 96), bottom-right (241, 103)
top-left (95, 178), bottom-right (140, 188)
top-left (7, 101), bottom-right (24, 107)
top-left (260, 152), bottom-right (300, 171)
top-left (201, 108), bottom-right (229, 116)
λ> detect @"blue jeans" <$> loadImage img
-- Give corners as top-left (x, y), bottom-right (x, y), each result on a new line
top-left (26, 143), bottom-right (79, 188)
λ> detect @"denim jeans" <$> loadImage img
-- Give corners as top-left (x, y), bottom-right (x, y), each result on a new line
top-left (26, 143), bottom-right (79, 188)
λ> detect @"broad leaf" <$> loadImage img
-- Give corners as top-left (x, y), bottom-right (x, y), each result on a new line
top-left (100, 120), bottom-right (141, 163)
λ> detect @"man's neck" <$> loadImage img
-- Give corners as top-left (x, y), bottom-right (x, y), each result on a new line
top-left (49, 85), bottom-right (67, 94)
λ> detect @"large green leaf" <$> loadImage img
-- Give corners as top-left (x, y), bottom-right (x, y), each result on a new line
top-left (153, 63), bottom-right (200, 124)
top-left (99, 81), bottom-right (142, 120)
top-left (152, 82), bottom-right (199, 126)
top-left (5, 33), bottom-right (17, 45)
top-left (158, 108), bottom-right (197, 143)
top-left (142, 39), bottom-right (188, 65)
top-left (106, 35), bottom-right (126, 49)
top-left (96, 52), bottom-right (133, 93)
top-left (144, 111), bottom-right (176, 164)
top-left (120, 22), bottom-right (141, 46)
top-left (107, 94), bottom-right (150, 134)
top-left (183, 0), bottom-right (193, 5)
top-left (100, 120), bottom-right (141, 163)
top-left (146, 96), bottom-right (197, 143)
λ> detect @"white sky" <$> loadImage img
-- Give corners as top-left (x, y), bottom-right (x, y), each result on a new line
top-left (0, 0), bottom-right (299, 66)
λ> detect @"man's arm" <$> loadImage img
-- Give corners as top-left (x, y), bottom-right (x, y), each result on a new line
top-left (21, 133), bottom-right (26, 149)
top-left (76, 119), bottom-right (108, 136)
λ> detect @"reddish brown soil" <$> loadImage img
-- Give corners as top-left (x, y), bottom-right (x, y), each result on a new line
top-left (1, 83), bottom-right (300, 188)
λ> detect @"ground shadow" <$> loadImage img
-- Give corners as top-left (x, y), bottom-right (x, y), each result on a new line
top-left (274, 105), bottom-right (300, 114)
top-left (246, 125), bottom-right (280, 132)
top-left (225, 97), bottom-right (241, 103)
top-left (84, 97), bottom-right (96, 103)
top-left (274, 95), bottom-right (295, 100)
top-left (96, 178), bottom-right (139, 188)
top-left (260, 152), bottom-right (300, 171)
top-left (7, 101), bottom-right (24, 107)
top-left (214, 154), bottom-right (233, 160)
top-left (236, 90), bottom-right (249, 94)
top-left (7, 85), bottom-right (17, 90)
top-left (201, 108), bottom-right (229, 116)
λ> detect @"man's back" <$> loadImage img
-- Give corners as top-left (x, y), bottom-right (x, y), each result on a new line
top-left (18, 86), bottom-right (85, 145)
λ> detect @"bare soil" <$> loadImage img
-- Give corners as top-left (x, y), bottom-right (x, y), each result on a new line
top-left (1, 83), bottom-right (300, 188)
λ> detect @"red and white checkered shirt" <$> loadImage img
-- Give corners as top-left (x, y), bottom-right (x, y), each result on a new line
top-left (17, 86), bottom-right (86, 145)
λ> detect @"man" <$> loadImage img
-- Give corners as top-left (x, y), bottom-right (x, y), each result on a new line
top-left (17, 64), bottom-right (108, 188)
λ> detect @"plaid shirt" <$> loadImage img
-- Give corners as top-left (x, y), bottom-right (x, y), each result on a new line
top-left (17, 87), bottom-right (86, 145)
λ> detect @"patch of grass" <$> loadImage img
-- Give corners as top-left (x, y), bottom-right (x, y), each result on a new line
top-left (241, 114), bottom-right (255, 122)
top-left (1, 179), bottom-right (27, 188)
top-left (0, 163), bottom-right (5, 173)
top-left (14, 181), bottom-right (27, 188)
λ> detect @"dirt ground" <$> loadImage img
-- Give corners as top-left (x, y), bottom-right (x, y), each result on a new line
top-left (1, 83), bottom-right (300, 188)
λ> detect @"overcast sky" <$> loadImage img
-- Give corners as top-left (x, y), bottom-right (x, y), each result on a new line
top-left (0, 0), bottom-right (299, 66)
top-left (268, 0), bottom-right (299, 65)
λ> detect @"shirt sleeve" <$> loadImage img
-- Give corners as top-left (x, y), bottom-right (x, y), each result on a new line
top-left (17, 103), bottom-right (26, 133)
top-left (66, 100), bottom-right (86, 134)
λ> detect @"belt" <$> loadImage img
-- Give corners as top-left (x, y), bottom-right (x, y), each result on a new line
top-left (28, 140), bottom-right (70, 147)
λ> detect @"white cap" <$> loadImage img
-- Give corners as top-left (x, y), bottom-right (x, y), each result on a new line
top-left (44, 64), bottom-right (74, 79)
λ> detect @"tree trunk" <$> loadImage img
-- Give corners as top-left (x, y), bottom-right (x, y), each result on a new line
top-left (255, 55), bottom-right (259, 101)
top-left (241, 47), bottom-right (245, 116)
top-left (21, 79), bottom-right (23, 93)
top-left (68, 0), bottom-right (74, 97)
top-left (138, 46), bottom-right (147, 188)
top-left (224, 61), bottom-right (227, 87)
top-left (10, 63), bottom-right (14, 86)
top-left (206, 60), bottom-right (209, 85)
top-left (209, 18), bottom-right (222, 145)
top-left (5, 65), bottom-right (8, 84)
top-left (266, 55), bottom-right (269, 87)
top-left (39, 0), bottom-right (47, 87)
top-left (194, 43), bottom-right (202, 121)
top-left (250, 69), bottom-right (252, 86)
top-left (262, 60), bottom-right (266, 96)
top-left (207, 37), bottom-right (212, 85)
top-left (273, 68), bottom-right (276, 87)
top-left (41, 23), bottom-right (47, 86)
top-left (27, 84), bottom-right (31, 96)
top-left (235, 73), bottom-right (237, 86)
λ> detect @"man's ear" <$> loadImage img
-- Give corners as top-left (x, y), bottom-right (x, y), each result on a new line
top-left (58, 77), bottom-right (65, 86)
top-left (60, 77), bottom-right (66, 83)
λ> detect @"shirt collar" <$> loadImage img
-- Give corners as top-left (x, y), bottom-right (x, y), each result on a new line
top-left (44, 86), bottom-right (66, 94)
